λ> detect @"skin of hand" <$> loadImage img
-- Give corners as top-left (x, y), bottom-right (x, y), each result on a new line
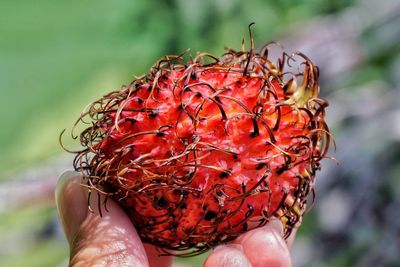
top-left (56, 171), bottom-right (294, 267)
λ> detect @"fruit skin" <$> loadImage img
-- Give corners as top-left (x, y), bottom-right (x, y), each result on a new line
top-left (69, 41), bottom-right (330, 256)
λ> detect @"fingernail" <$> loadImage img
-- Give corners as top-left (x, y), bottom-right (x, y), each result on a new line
top-left (214, 243), bottom-right (244, 252)
top-left (207, 244), bottom-right (251, 267)
top-left (267, 217), bottom-right (284, 235)
top-left (55, 170), bottom-right (88, 244)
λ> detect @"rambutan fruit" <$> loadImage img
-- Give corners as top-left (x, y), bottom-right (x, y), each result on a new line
top-left (65, 31), bottom-right (331, 256)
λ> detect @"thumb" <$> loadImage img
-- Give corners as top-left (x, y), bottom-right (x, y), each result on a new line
top-left (55, 171), bottom-right (149, 267)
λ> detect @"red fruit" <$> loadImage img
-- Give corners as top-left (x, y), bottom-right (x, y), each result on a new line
top-left (68, 40), bottom-right (331, 255)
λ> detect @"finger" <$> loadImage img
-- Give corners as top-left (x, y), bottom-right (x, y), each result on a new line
top-left (143, 244), bottom-right (173, 267)
top-left (234, 219), bottom-right (292, 267)
top-left (204, 244), bottom-right (252, 267)
top-left (55, 171), bottom-right (152, 267)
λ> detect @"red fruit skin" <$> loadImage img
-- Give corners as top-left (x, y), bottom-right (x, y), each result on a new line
top-left (71, 47), bottom-right (330, 255)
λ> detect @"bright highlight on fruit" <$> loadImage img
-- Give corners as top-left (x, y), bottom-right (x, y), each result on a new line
top-left (63, 27), bottom-right (332, 256)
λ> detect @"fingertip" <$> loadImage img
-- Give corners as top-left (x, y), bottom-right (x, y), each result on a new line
top-left (204, 244), bottom-right (251, 267)
top-left (56, 171), bottom-right (150, 266)
top-left (55, 171), bottom-right (83, 206)
top-left (236, 221), bottom-right (292, 267)
top-left (55, 170), bottom-right (88, 244)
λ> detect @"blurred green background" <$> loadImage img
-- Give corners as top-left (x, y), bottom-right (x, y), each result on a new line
top-left (1, 0), bottom-right (399, 266)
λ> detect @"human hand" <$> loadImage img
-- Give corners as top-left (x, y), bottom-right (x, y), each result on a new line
top-left (56, 171), bottom-right (294, 267)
